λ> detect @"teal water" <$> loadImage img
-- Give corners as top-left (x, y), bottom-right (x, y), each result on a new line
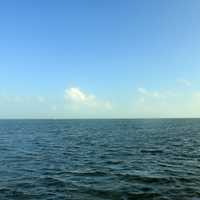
top-left (0, 119), bottom-right (200, 200)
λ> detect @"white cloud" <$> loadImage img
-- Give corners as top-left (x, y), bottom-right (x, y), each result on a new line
top-left (177, 79), bottom-right (191, 87)
top-left (51, 105), bottom-right (57, 111)
top-left (137, 87), bottom-right (148, 95)
top-left (65, 87), bottom-right (95, 104)
top-left (134, 86), bottom-right (200, 117)
top-left (137, 88), bottom-right (164, 99)
top-left (37, 96), bottom-right (46, 103)
top-left (152, 92), bottom-right (160, 98)
top-left (13, 96), bottom-right (23, 103)
top-left (0, 94), bottom-right (46, 104)
top-left (65, 87), bottom-right (112, 110)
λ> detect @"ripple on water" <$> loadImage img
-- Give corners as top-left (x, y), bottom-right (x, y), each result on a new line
top-left (0, 119), bottom-right (200, 200)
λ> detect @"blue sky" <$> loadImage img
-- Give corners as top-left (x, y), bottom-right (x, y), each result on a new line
top-left (1, 0), bottom-right (200, 118)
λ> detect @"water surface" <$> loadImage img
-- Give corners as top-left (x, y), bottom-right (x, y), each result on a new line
top-left (0, 119), bottom-right (200, 199)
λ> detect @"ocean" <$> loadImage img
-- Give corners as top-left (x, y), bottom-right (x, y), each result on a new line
top-left (0, 119), bottom-right (200, 200)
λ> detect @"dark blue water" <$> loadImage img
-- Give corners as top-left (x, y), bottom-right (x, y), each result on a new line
top-left (0, 119), bottom-right (200, 200)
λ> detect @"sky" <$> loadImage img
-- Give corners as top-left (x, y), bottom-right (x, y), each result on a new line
top-left (1, 0), bottom-right (200, 118)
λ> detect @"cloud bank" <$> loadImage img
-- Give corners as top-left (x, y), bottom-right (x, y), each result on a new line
top-left (133, 86), bottom-right (200, 118)
top-left (177, 79), bottom-right (191, 87)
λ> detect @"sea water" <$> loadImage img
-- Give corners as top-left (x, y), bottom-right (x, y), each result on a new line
top-left (0, 119), bottom-right (200, 199)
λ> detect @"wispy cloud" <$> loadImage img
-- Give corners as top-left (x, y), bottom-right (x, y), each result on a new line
top-left (137, 87), bottom-right (164, 99)
top-left (37, 96), bottom-right (46, 103)
top-left (0, 95), bottom-right (46, 104)
top-left (137, 87), bottom-right (148, 95)
top-left (177, 78), bottom-right (191, 87)
top-left (51, 105), bottom-right (57, 111)
top-left (134, 85), bottom-right (200, 117)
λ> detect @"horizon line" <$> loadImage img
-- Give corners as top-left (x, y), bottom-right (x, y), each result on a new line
top-left (0, 117), bottom-right (200, 120)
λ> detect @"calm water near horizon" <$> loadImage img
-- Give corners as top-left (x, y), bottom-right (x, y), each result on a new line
top-left (0, 119), bottom-right (200, 200)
